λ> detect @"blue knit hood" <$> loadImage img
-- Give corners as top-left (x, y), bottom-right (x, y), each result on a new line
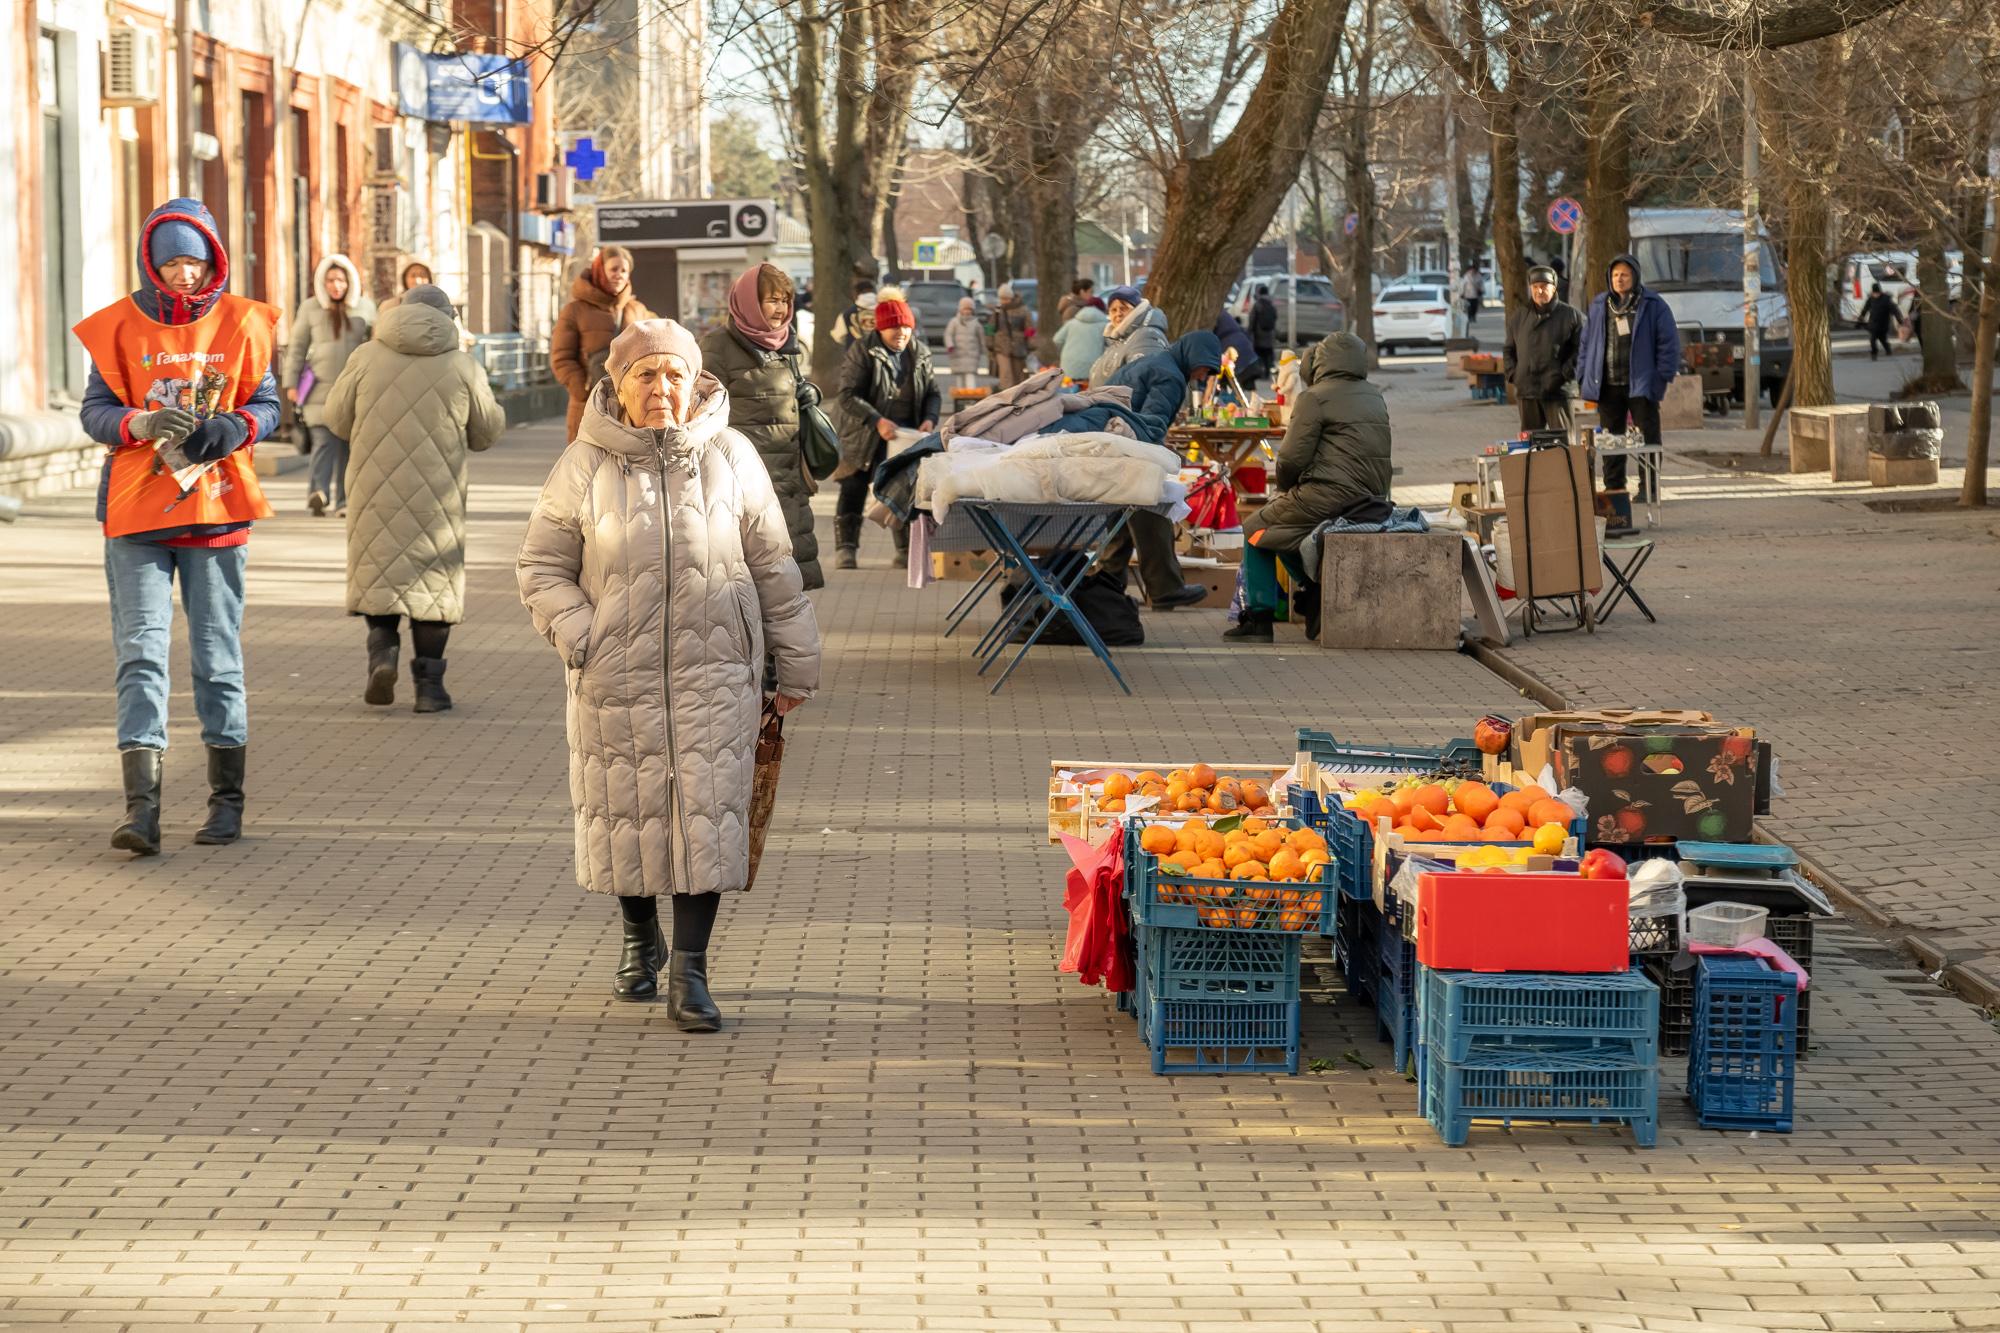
top-left (136, 198), bottom-right (229, 325)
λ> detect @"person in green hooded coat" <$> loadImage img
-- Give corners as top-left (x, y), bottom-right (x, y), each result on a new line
top-left (1230, 331), bottom-right (1392, 643)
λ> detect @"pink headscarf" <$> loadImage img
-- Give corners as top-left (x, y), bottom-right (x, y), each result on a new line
top-left (728, 265), bottom-right (791, 352)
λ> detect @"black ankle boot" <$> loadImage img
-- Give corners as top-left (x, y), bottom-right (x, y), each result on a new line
top-left (365, 626), bottom-right (399, 706)
top-left (612, 915), bottom-right (667, 1001)
top-left (411, 657), bottom-right (453, 713)
top-left (193, 744), bottom-right (247, 845)
top-left (1223, 609), bottom-right (1275, 642)
top-left (666, 950), bottom-right (722, 1032)
top-left (110, 748), bottom-right (163, 856)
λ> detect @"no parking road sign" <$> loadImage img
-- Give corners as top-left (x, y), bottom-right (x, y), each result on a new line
top-left (1547, 196), bottom-right (1582, 234)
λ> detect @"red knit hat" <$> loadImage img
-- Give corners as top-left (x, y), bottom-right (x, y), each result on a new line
top-left (873, 298), bottom-right (915, 331)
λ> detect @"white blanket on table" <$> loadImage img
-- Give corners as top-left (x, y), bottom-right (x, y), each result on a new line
top-left (918, 432), bottom-right (1182, 512)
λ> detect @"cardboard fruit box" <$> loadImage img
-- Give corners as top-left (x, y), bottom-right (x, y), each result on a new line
top-left (1552, 722), bottom-right (1760, 846)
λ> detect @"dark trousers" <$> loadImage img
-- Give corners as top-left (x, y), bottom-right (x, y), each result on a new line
top-left (1251, 345), bottom-right (1276, 387)
top-left (834, 440), bottom-right (908, 555)
top-left (1868, 330), bottom-right (1893, 358)
top-left (1463, 298), bottom-right (1482, 325)
top-left (1099, 510), bottom-right (1186, 604)
top-left (365, 613), bottom-right (449, 659)
top-left (1517, 395), bottom-right (1573, 436)
top-left (1594, 383), bottom-right (1660, 492)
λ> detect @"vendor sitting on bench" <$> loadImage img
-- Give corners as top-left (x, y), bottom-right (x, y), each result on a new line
top-left (1228, 330), bottom-right (1392, 643)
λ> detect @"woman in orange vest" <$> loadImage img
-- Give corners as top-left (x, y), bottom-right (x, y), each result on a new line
top-left (74, 198), bottom-right (283, 856)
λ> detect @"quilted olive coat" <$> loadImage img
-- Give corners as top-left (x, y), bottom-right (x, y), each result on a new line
top-left (517, 377), bottom-right (822, 898)
top-left (323, 301), bottom-right (505, 623)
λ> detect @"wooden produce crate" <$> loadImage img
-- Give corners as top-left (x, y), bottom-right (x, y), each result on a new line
top-left (1047, 760), bottom-right (1289, 844)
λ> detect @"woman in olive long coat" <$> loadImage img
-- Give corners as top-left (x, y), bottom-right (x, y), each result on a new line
top-left (697, 264), bottom-right (823, 589)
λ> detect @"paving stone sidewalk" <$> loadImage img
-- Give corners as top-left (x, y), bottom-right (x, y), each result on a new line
top-left (1383, 364), bottom-right (2000, 989)
top-left (1, 420), bottom-right (1998, 1332)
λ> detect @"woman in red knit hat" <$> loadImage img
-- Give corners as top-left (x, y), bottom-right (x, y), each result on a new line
top-left (830, 296), bottom-right (938, 570)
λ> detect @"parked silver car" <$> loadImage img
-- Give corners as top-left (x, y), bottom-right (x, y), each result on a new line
top-left (1229, 275), bottom-right (1346, 345)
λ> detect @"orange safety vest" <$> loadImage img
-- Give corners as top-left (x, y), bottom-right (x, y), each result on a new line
top-left (73, 292), bottom-right (280, 539)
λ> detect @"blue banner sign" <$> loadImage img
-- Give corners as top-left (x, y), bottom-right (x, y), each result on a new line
top-left (395, 43), bottom-right (532, 125)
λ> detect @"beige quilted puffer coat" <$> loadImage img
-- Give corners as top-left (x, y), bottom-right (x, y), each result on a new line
top-left (324, 301), bottom-right (506, 623)
top-left (517, 376), bottom-right (822, 898)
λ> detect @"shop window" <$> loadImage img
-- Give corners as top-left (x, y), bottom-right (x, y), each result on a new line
top-left (39, 29), bottom-right (79, 400)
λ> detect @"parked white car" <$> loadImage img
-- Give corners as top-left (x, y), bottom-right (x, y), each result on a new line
top-left (1371, 284), bottom-right (1452, 353)
top-left (1837, 250), bottom-right (1963, 323)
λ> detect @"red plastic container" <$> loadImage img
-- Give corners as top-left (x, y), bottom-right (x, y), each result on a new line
top-left (1416, 871), bottom-right (1630, 973)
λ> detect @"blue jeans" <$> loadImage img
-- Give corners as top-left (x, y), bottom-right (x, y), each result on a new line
top-left (308, 424), bottom-right (349, 507)
top-left (103, 538), bottom-right (249, 751)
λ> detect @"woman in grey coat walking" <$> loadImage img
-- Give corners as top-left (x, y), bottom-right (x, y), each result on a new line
top-left (283, 253), bottom-right (369, 516)
top-left (518, 319), bottom-right (822, 1032)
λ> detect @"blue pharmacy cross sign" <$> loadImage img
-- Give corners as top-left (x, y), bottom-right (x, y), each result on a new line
top-left (1547, 196), bottom-right (1582, 235)
top-left (565, 138), bottom-right (606, 183)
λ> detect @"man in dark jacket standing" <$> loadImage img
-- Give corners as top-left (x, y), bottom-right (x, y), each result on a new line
top-left (1096, 334), bottom-right (1221, 611)
top-left (1858, 283), bottom-right (1898, 360)
top-left (1248, 286), bottom-right (1280, 388)
top-left (1578, 252), bottom-right (1679, 500)
top-left (1504, 265), bottom-right (1582, 434)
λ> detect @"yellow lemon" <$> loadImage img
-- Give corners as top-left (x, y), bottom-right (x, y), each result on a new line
top-left (1532, 823), bottom-right (1567, 856)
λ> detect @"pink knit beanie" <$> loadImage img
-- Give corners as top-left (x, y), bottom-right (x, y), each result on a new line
top-left (607, 318), bottom-right (703, 385)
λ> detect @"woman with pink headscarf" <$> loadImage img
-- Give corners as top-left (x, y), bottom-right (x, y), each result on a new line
top-left (697, 264), bottom-right (823, 588)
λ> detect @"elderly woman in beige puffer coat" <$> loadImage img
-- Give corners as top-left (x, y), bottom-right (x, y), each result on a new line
top-left (323, 284), bottom-right (505, 714)
top-left (518, 319), bottom-right (821, 1034)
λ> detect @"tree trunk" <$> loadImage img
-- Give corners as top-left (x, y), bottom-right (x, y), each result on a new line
top-left (1345, 0), bottom-right (1379, 363)
top-left (1452, 119), bottom-right (1478, 270)
top-left (797, 0), bottom-right (874, 387)
top-left (1918, 238), bottom-right (1964, 388)
top-left (1966, 178), bottom-right (2000, 506)
top-left (1580, 60), bottom-right (1631, 312)
top-left (1486, 42), bottom-right (1525, 336)
top-left (1146, 0), bottom-right (1354, 336)
top-left (1026, 152), bottom-right (1080, 362)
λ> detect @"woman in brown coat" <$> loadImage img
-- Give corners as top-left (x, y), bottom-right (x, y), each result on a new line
top-left (551, 245), bottom-right (654, 439)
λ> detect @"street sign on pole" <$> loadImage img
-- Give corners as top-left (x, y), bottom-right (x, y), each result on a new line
top-left (1547, 196), bottom-right (1582, 235)
top-left (595, 199), bottom-right (776, 246)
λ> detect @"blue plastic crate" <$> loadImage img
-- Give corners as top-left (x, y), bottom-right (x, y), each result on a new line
top-left (1140, 925), bottom-right (1302, 1003)
top-left (1689, 956), bottom-right (1797, 1132)
top-left (1295, 728), bottom-right (1485, 772)
top-left (1421, 967), bottom-right (1659, 1065)
top-left (1337, 896), bottom-right (1380, 1004)
top-left (1125, 823), bottom-right (1337, 935)
top-left (1144, 997), bottom-right (1301, 1075)
top-left (1376, 915), bottom-right (1419, 1073)
top-left (1422, 1044), bottom-right (1659, 1146)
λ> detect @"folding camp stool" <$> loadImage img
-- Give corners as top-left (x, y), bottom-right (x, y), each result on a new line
top-left (1597, 537), bottom-right (1657, 624)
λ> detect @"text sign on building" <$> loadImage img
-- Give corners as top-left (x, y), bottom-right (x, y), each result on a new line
top-left (595, 199), bottom-right (777, 246)
top-left (394, 43), bottom-right (531, 125)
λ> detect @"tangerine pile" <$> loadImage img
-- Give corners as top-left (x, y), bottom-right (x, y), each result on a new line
top-left (1345, 780), bottom-right (1574, 845)
top-left (1141, 818), bottom-right (1331, 930)
top-left (1093, 763), bottom-right (1279, 816)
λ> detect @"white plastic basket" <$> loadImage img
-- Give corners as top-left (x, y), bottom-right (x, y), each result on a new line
top-left (1687, 901), bottom-right (1768, 948)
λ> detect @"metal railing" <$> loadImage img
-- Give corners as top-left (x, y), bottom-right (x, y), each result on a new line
top-left (469, 334), bottom-right (555, 392)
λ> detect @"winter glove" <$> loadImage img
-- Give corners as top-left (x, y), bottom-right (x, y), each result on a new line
top-left (127, 408), bottom-right (196, 445)
top-left (181, 412), bottom-right (250, 463)
top-left (795, 379), bottom-right (822, 410)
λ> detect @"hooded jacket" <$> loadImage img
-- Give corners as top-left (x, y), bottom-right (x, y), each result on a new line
top-left (1052, 305), bottom-right (1108, 380)
top-left (698, 318), bottom-right (823, 590)
top-left (282, 254), bottom-right (370, 426)
top-left (1250, 331), bottom-right (1393, 551)
top-left (324, 299), bottom-right (505, 624)
top-left (516, 376), bottom-right (822, 898)
top-left (1087, 300), bottom-right (1171, 386)
top-left (833, 333), bottom-right (940, 475)
top-left (1106, 332), bottom-right (1224, 445)
top-left (551, 270), bottom-right (655, 438)
top-left (1503, 291), bottom-right (1583, 402)
top-left (1214, 311), bottom-right (1259, 374)
top-left (76, 198), bottom-right (283, 545)
top-left (1577, 253), bottom-right (1681, 401)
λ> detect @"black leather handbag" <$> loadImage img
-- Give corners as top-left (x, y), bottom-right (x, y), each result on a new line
top-left (790, 356), bottom-right (841, 480)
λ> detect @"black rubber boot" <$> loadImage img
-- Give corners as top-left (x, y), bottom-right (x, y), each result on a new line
top-left (110, 748), bottom-right (163, 856)
top-left (1223, 609), bottom-right (1275, 642)
top-left (193, 744), bottom-right (247, 845)
top-left (1294, 588), bottom-right (1323, 641)
top-left (411, 657), bottom-right (453, 714)
top-left (365, 624), bottom-right (399, 706)
top-left (666, 950), bottom-right (722, 1032)
top-left (1150, 583), bottom-right (1208, 611)
top-left (834, 515), bottom-right (862, 570)
top-left (613, 916), bottom-right (668, 1001)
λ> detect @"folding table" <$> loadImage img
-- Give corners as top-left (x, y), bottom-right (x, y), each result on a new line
top-left (928, 499), bottom-right (1162, 695)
